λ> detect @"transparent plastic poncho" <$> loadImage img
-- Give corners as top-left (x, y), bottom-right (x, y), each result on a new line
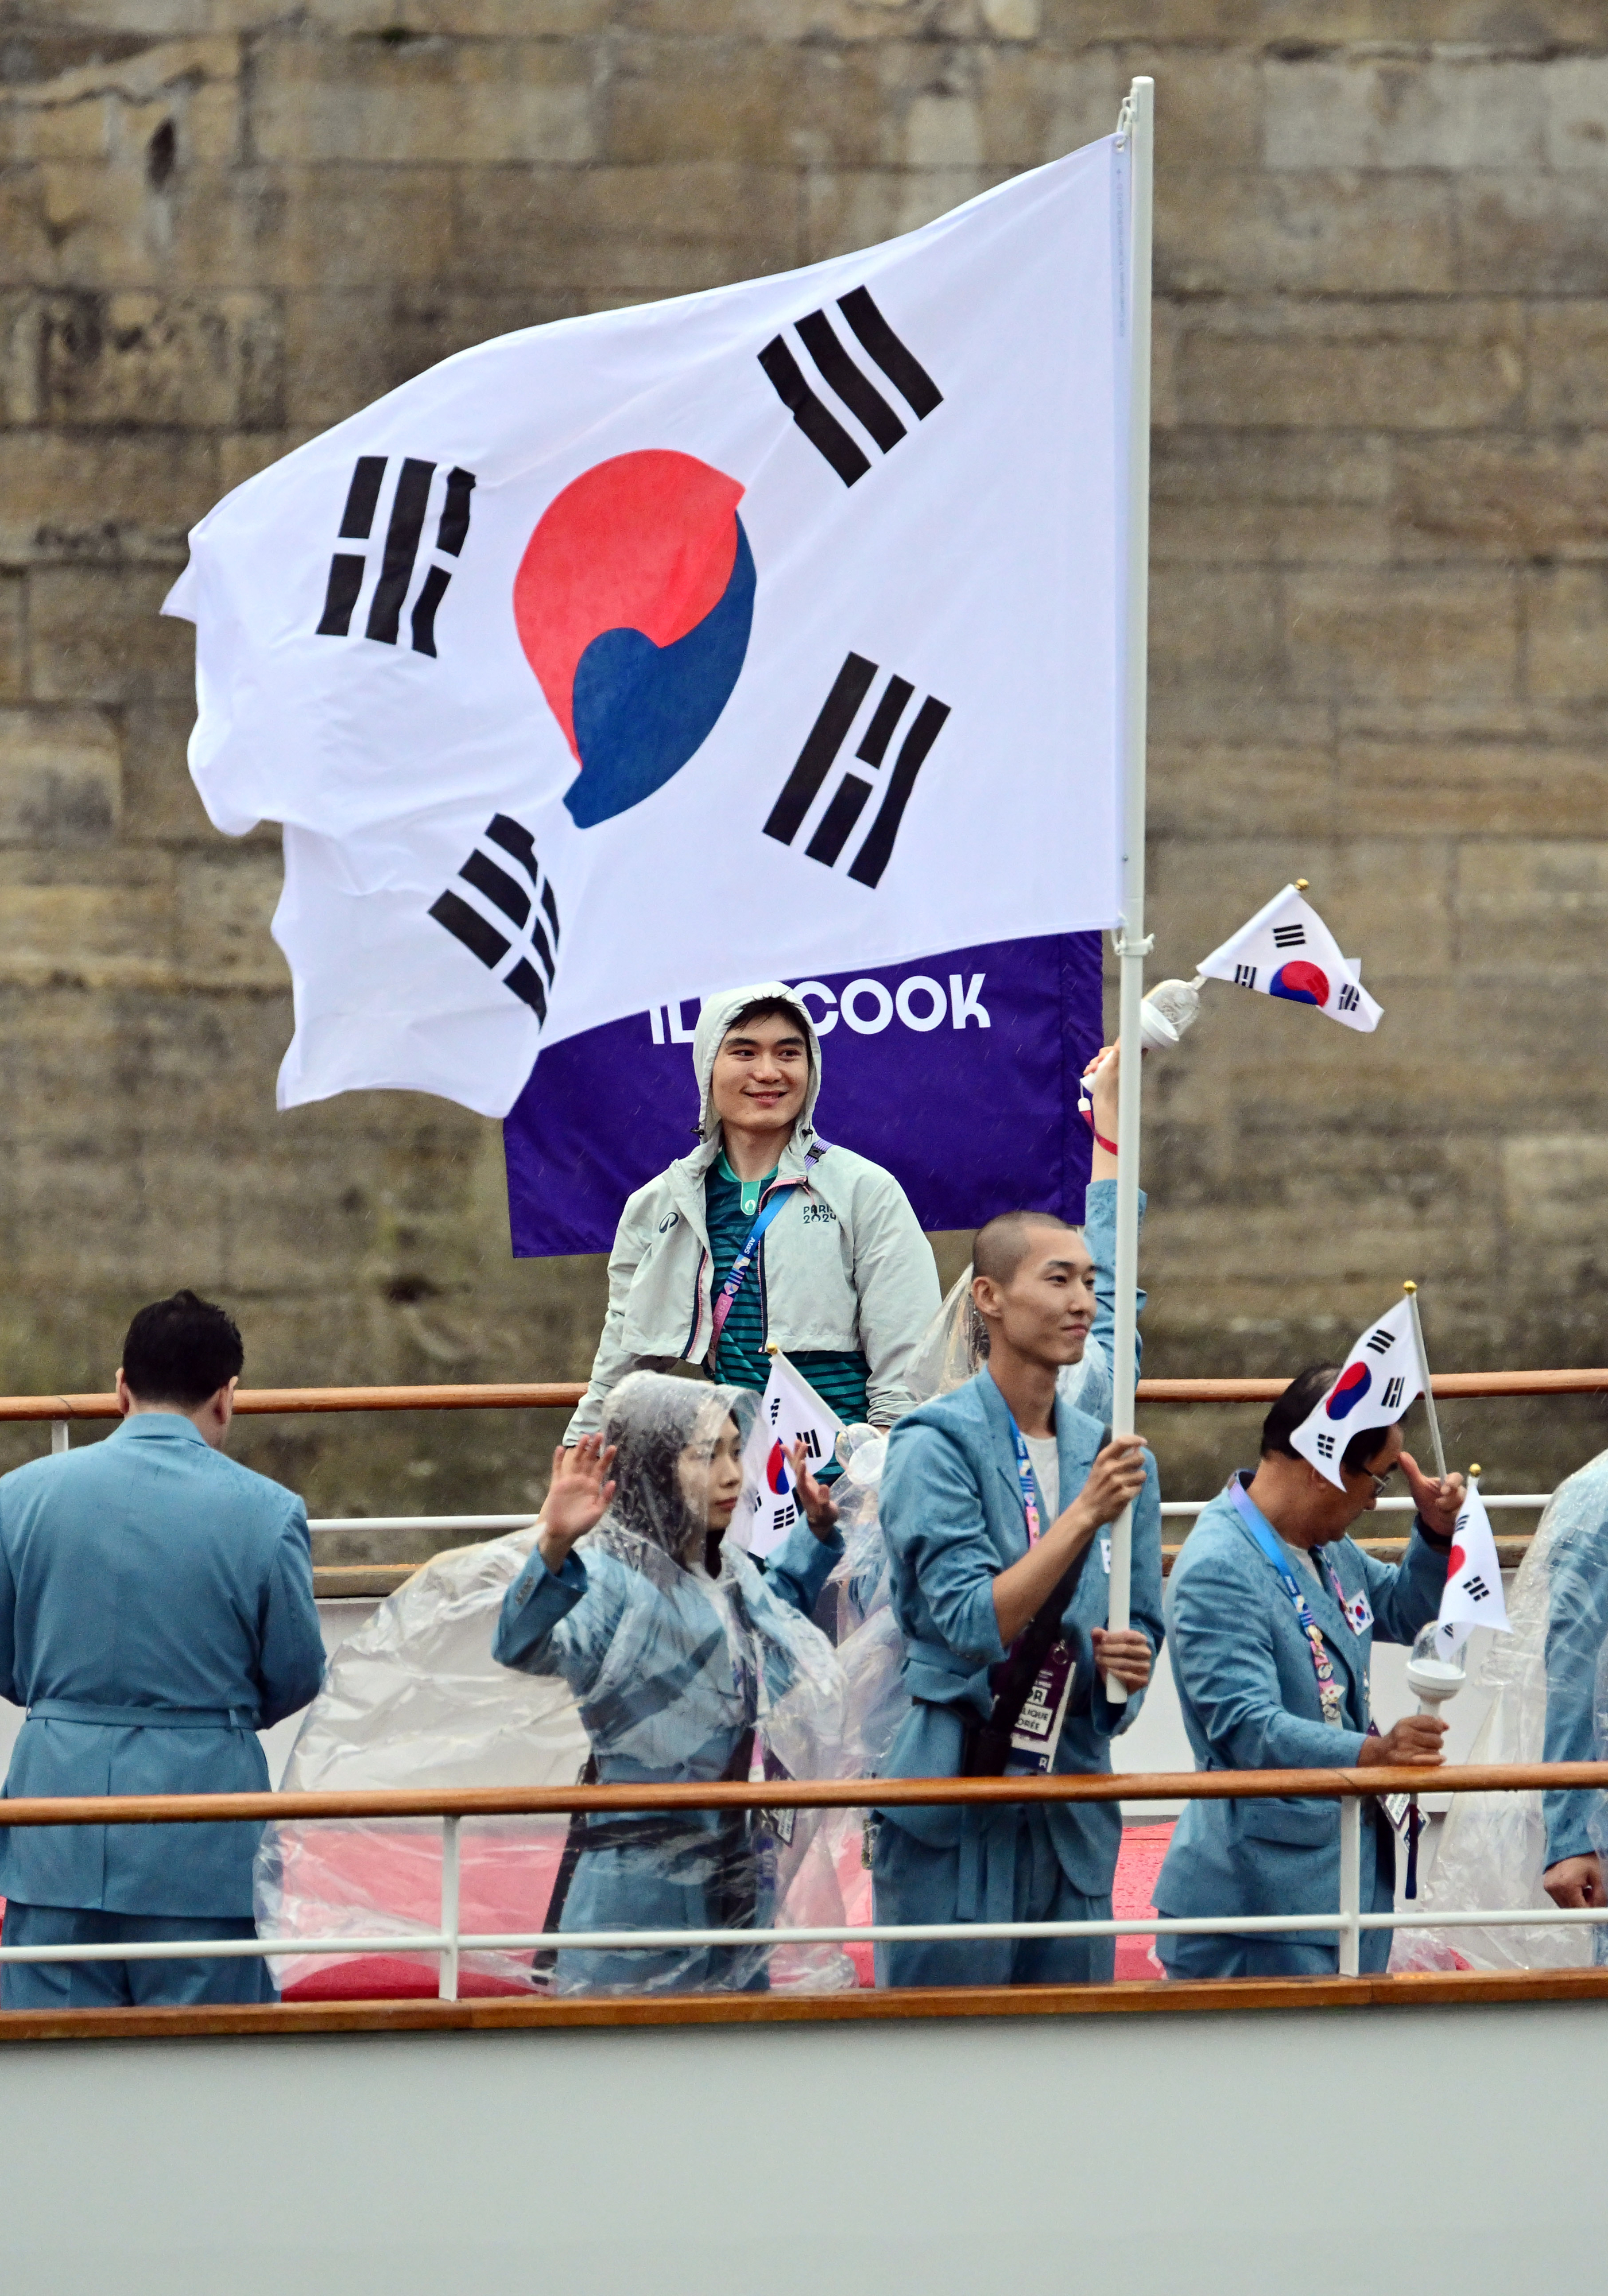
top-left (1391, 1447), bottom-right (1608, 1975)
top-left (255, 1372), bottom-right (858, 1998)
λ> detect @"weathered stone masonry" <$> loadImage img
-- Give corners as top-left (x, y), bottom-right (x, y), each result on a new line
top-left (1, 6), bottom-right (1606, 1522)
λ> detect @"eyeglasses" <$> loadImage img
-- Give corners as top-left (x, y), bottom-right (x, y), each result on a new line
top-left (1359, 1465), bottom-right (1398, 1496)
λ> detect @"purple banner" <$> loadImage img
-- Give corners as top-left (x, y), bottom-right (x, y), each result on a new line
top-left (503, 933), bottom-right (1103, 1257)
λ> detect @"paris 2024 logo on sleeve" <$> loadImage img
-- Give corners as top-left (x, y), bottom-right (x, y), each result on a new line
top-left (513, 449), bottom-right (755, 829)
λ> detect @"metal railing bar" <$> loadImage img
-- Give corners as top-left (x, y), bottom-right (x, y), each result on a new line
top-left (440, 1908), bottom-right (1608, 1949)
top-left (1159, 1494), bottom-right (1550, 1518)
top-left (0, 1934), bottom-right (450, 1964)
top-left (308, 1515), bottom-right (537, 1535)
top-left (5, 1903), bottom-right (1608, 1972)
top-left (301, 1502), bottom-right (1547, 1535)
top-left (438, 1815), bottom-right (460, 2003)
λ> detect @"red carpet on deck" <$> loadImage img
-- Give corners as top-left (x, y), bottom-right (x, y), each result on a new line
top-left (268, 1819), bottom-right (1177, 2001)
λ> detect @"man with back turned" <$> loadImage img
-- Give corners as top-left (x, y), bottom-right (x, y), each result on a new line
top-left (0, 1291), bottom-right (326, 2009)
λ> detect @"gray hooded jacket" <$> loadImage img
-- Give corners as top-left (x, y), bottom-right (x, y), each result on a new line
top-left (565, 983), bottom-right (941, 1442)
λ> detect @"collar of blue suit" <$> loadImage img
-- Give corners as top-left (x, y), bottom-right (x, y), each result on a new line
top-left (110, 1413), bottom-right (210, 1445)
top-left (979, 1369), bottom-right (1065, 1531)
top-left (1226, 1472), bottom-right (1369, 1653)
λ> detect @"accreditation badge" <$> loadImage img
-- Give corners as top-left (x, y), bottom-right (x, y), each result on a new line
top-left (1006, 1640), bottom-right (1078, 1774)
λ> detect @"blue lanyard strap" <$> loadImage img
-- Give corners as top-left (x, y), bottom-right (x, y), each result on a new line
top-left (1004, 1411), bottom-right (1043, 1547)
top-left (707, 1143), bottom-right (828, 1370)
top-left (710, 1186), bottom-right (796, 1365)
top-left (1227, 1476), bottom-right (1348, 1726)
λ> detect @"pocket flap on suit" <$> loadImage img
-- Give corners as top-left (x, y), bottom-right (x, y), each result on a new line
top-left (1238, 1795), bottom-right (1337, 1847)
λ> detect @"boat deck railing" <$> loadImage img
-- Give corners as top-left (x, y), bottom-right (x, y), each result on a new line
top-left (0, 1367), bottom-right (1582, 1591)
top-left (0, 1369), bottom-right (1601, 2038)
top-left (0, 1763), bottom-right (1602, 2002)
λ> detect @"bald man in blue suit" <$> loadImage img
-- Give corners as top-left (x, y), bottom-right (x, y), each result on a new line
top-left (0, 1291), bottom-right (326, 2009)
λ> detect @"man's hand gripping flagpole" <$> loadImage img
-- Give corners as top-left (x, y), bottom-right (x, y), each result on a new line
top-left (1103, 74), bottom-right (1155, 1706)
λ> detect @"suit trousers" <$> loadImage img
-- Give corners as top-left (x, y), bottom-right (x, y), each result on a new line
top-left (0, 1900), bottom-right (277, 2010)
top-left (873, 1812), bottom-right (1114, 1989)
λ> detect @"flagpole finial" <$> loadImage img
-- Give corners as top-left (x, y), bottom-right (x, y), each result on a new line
top-left (1295, 878), bottom-right (1309, 891)
top-left (1471, 1464), bottom-right (1482, 1479)
top-left (1402, 1279), bottom-right (1417, 1294)
top-left (765, 1341), bottom-right (779, 1355)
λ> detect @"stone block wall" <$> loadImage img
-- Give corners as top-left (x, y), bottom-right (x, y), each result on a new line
top-left (0, 3), bottom-right (1605, 1525)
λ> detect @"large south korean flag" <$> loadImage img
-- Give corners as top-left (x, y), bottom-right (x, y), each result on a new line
top-left (166, 139), bottom-right (1133, 1117)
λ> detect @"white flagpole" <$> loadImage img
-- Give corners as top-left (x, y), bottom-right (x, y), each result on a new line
top-left (1402, 1281), bottom-right (1448, 1481)
top-left (1104, 75), bottom-right (1154, 1704)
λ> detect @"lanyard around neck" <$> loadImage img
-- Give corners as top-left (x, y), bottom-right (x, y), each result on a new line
top-left (1227, 1475), bottom-right (1348, 1727)
top-left (1003, 1408), bottom-right (1047, 1547)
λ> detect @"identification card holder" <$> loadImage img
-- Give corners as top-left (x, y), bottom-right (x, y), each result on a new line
top-left (755, 1746), bottom-right (797, 1847)
top-left (1006, 1641), bottom-right (1078, 1775)
top-left (1382, 1791), bottom-right (1415, 1837)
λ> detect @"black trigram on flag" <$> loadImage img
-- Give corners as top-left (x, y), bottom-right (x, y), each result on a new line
top-left (1462, 1572), bottom-right (1491, 1603)
top-left (317, 456), bottom-right (476, 656)
top-left (1363, 1325), bottom-right (1396, 1356)
top-left (1233, 962), bottom-right (1258, 988)
top-left (429, 815), bottom-right (559, 1022)
top-left (1272, 923), bottom-right (1305, 949)
top-left (765, 652), bottom-right (949, 889)
top-left (758, 285), bottom-right (941, 487)
top-left (1381, 1374), bottom-right (1405, 1411)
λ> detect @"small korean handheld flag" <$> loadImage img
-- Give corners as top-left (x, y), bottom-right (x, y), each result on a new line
top-left (1199, 885), bottom-right (1382, 1034)
top-left (1289, 1298), bottom-right (1422, 1490)
top-left (739, 1351), bottom-right (844, 1559)
top-left (1434, 1476), bottom-right (1510, 1653)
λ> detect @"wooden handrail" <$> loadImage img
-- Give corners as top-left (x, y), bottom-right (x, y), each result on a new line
top-left (1138, 1368), bottom-right (1608, 1402)
top-left (0, 1760), bottom-right (1602, 1826)
top-left (0, 1382), bottom-right (590, 1421)
top-left (4, 1368), bottom-right (1607, 1421)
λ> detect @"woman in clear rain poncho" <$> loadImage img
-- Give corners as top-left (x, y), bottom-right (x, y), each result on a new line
top-left (255, 1370), bottom-right (853, 2002)
top-left (1394, 1445), bottom-right (1608, 1973)
top-left (492, 1370), bottom-right (849, 1994)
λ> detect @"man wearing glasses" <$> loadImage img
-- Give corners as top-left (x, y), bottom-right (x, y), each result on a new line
top-left (1153, 1364), bottom-right (1465, 1979)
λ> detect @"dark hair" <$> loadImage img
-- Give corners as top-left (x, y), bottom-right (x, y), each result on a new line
top-left (121, 1290), bottom-right (244, 1408)
top-left (1260, 1362), bottom-right (1390, 1474)
top-left (723, 996), bottom-right (809, 1040)
top-left (972, 1208), bottom-right (1078, 1287)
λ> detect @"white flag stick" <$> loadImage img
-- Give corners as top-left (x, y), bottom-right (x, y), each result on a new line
top-left (1103, 73), bottom-right (1154, 1707)
top-left (1402, 1281), bottom-right (1447, 1483)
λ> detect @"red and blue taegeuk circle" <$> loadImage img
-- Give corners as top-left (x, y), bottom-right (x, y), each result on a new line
top-left (513, 449), bottom-right (755, 829)
top-left (1325, 1362), bottom-right (1372, 1420)
top-left (765, 1440), bottom-right (793, 1496)
top-left (1270, 959), bottom-right (1330, 1007)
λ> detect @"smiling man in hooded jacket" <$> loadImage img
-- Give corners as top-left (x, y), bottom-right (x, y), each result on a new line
top-left (565, 982), bottom-right (941, 1445)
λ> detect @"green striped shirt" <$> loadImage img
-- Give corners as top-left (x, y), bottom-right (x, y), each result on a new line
top-left (704, 1156), bottom-right (871, 1436)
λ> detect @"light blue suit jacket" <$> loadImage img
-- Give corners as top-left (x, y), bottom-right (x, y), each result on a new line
top-left (0, 1416), bottom-right (326, 1917)
top-left (1155, 1480), bottom-right (1447, 1942)
top-left (874, 1184), bottom-right (1163, 1907)
top-left (1540, 1511), bottom-right (1608, 1865)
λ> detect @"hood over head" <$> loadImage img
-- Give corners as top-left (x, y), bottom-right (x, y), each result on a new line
top-left (691, 982), bottom-right (823, 1144)
top-left (599, 1370), bottom-right (754, 1568)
